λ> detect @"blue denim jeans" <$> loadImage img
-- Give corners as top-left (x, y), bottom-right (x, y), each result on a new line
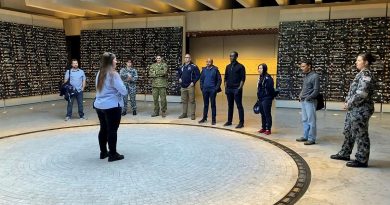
top-left (66, 91), bottom-right (84, 118)
top-left (301, 100), bottom-right (317, 142)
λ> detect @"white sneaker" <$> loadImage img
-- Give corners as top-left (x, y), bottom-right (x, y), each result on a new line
top-left (65, 116), bottom-right (70, 121)
top-left (80, 116), bottom-right (87, 120)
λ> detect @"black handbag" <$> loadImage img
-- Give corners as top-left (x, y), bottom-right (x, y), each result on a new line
top-left (316, 93), bottom-right (325, 111)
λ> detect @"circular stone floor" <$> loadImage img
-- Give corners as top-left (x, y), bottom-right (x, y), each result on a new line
top-left (0, 124), bottom-right (302, 205)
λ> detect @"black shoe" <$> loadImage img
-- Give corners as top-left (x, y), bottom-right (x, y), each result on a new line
top-left (198, 119), bottom-right (207, 124)
top-left (223, 122), bottom-right (232, 126)
top-left (346, 160), bottom-right (368, 168)
top-left (121, 111), bottom-right (127, 116)
top-left (151, 113), bottom-right (159, 117)
top-left (108, 153), bottom-right (124, 162)
top-left (133, 111), bottom-right (137, 115)
top-left (211, 121), bottom-right (216, 125)
top-left (178, 114), bottom-right (188, 119)
top-left (100, 152), bottom-right (108, 159)
top-left (235, 123), bottom-right (244, 129)
top-left (296, 137), bottom-right (308, 142)
top-left (330, 154), bottom-right (350, 161)
top-left (304, 140), bottom-right (316, 145)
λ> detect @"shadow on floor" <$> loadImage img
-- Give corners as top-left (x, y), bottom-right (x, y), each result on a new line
top-left (369, 160), bottom-right (390, 169)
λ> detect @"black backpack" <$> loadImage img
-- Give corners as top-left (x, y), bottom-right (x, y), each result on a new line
top-left (316, 93), bottom-right (325, 111)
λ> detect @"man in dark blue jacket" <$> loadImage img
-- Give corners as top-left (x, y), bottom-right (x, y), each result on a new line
top-left (177, 54), bottom-right (200, 120)
top-left (199, 58), bottom-right (222, 125)
top-left (224, 51), bottom-right (246, 128)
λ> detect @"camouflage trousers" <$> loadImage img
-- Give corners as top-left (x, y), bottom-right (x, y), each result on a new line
top-left (152, 87), bottom-right (167, 115)
top-left (338, 109), bottom-right (372, 164)
top-left (123, 84), bottom-right (137, 112)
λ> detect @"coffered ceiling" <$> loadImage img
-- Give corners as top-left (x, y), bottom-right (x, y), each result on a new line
top-left (0, 0), bottom-right (383, 19)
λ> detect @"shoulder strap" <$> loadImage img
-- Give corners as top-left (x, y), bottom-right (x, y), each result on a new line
top-left (67, 69), bottom-right (71, 83)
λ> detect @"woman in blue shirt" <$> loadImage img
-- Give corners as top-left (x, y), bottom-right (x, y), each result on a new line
top-left (94, 52), bottom-right (128, 162)
top-left (257, 63), bottom-right (275, 135)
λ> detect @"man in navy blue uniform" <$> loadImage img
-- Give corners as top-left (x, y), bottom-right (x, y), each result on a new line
top-left (198, 58), bottom-right (222, 125)
top-left (177, 54), bottom-right (200, 120)
top-left (224, 51), bottom-right (246, 128)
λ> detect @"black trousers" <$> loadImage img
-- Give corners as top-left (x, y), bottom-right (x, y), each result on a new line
top-left (226, 88), bottom-right (244, 124)
top-left (259, 99), bottom-right (273, 130)
top-left (96, 107), bottom-right (122, 155)
top-left (202, 87), bottom-right (217, 121)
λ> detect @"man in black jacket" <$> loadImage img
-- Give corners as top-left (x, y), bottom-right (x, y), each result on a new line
top-left (199, 58), bottom-right (222, 125)
top-left (224, 51), bottom-right (246, 128)
top-left (177, 54), bottom-right (200, 120)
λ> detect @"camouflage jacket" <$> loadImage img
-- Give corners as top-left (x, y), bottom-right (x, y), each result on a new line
top-left (120, 67), bottom-right (138, 86)
top-left (149, 62), bottom-right (168, 88)
top-left (345, 68), bottom-right (376, 111)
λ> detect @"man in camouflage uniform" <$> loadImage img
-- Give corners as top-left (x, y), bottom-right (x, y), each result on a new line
top-left (120, 59), bottom-right (138, 116)
top-left (149, 55), bottom-right (168, 117)
top-left (331, 53), bottom-right (376, 168)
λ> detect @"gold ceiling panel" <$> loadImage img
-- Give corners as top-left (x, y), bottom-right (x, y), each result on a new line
top-left (120, 0), bottom-right (177, 13)
top-left (160, 0), bottom-right (205, 11)
top-left (25, 0), bottom-right (87, 16)
top-left (81, 0), bottom-right (152, 15)
top-left (55, 0), bottom-right (111, 15)
top-left (236, 0), bottom-right (259, 7)
top-left (196, 0), bottom-right (228, 10)
top-left (0, 0), bottom-right (75, 18)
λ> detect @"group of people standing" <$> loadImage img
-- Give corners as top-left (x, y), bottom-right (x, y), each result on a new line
top-left (64, 51), bottom-right (376, 167)
top-left (293, 54), bottom-right (376, 168)
top-left (146, 51), bottom-right (246, 129)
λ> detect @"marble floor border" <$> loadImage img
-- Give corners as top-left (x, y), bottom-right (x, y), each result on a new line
top-left (0, 122), bottom-right (312, 205)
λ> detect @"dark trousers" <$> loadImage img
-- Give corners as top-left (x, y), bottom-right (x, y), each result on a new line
top-left (96, 107), bottom-right (122, 155)
top-left (202, 87), bottom-right (217, 121)
top-left (259, 99), bottom-right (273, 130)
top-left (226, 88), bottom-right (244, 124)
top-left (66, 91), bottom-right (84, 118)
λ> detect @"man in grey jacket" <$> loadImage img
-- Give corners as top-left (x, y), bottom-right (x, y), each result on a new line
top-left (296, 60), bottom-right (319, 145)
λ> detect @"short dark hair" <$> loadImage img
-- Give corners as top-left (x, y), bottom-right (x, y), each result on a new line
top-left (71, 59), bottom-right (78, 63)
top-left (230, 51), bottom-right (238, 57)
top-left (300, 59), bottom-right (312, 67)
top-left (359, 53), bottom-right (376, 65)
top-left (126, 58), bottom-right (132, 63)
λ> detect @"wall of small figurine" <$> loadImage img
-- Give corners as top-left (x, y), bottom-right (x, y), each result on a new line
top-left (80, 27), bottom-right (183, 96)
top-left (0, 21), bottom-right (67, 99)
top-left (277, 17), bottom-right (390, 104)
